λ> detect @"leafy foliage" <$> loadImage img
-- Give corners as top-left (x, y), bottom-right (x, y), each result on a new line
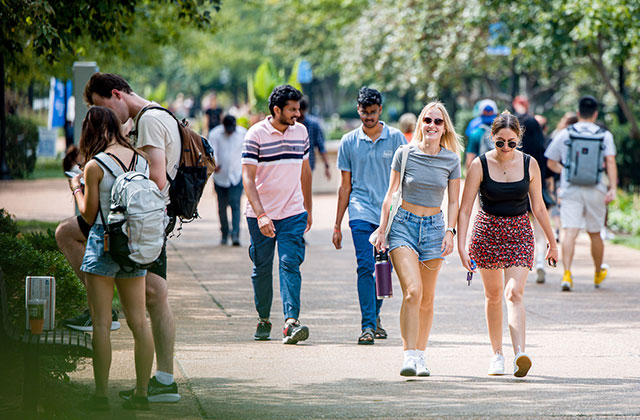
top-left (5, 114), bottom-right (38, 179)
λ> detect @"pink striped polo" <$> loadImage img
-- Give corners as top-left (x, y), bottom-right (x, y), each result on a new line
top-left (242, 116), bottom-right (310, 220)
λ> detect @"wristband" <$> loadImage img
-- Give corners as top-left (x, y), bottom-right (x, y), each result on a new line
top-left (72, 187), bottom-right (82, 196)
top-left (257, 213), bottom-right (267, 219)
top-left (334, 228), bottom-right (341, 233)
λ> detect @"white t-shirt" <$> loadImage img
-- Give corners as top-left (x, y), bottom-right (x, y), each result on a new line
top-left (209, 125), bottom-right (246, 188)
top-left (545, 121), bottom-right (616, 193)
top-left (131, 104), bottom-right (181, 204)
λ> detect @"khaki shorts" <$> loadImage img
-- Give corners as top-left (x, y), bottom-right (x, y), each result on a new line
top-left (559, 186), bottom-right (606, 232)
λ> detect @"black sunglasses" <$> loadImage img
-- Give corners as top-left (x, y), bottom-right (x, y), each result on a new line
top-left (423, 117), bottom-right (444, 126)
top-left (495, 140), bottom-right (518, 149)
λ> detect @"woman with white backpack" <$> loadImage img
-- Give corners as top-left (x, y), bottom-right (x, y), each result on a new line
top-left (69, 106), bottom-right (155, 411)
top-left (375, 102), bottom-right (462, 377)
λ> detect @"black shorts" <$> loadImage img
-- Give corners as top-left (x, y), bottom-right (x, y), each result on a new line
top-left (147, 243), bottom-right (167, 280)
top-left (77, 215), bottom-right (92, 239)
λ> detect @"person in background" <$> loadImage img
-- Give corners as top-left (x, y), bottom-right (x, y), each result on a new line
top-left (333, 87), bottom-right (406, 345)
top-left (545, 96), bottom-right (617, 292)
top-left (298, 97), bottom-right (331, 180)
top-left (210, 115), bottom-right (246, 246)
top-left (398, 112), bottom-right (417, 142)
top-left (204, 93), bottom-right (223, 134)
top-left (375, 102), bottom-right (461, 376)
top-left (458, 111), bottom-right (558, 378)
top-left (70, 106), bottom-right (154, 410)
top-left (465, 99), bottom-right (498, 170)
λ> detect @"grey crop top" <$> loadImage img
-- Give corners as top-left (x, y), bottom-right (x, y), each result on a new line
top-left (391, 144), bottom-right (461, 207)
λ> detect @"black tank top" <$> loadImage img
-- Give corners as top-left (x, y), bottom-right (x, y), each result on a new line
top-left (478, 154), bottom-right (530, 217)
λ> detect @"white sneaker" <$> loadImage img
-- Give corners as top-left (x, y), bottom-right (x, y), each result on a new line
top-left (488, 353), bottom-right (505, 375)
top-left (400, 356), bottom-right (417, 377)
top-left (513, 352), bottom-right (532, 377)
top-left (415, 356), bottom-right (430, 377)
top-left (536, 265), bottom-right (545, 284)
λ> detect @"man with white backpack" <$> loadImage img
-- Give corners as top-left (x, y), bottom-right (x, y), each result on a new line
top-left (545, 96), bottom-right (618, 292)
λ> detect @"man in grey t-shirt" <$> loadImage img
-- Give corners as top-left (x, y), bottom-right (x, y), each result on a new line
top-left (545, 96), bottom-right (617, 292)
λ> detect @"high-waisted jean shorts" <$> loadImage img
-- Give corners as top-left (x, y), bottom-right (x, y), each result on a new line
top-left (388, 207), bottom-right (445, 261)
top-left (80, 223), bottom-right (147, 279)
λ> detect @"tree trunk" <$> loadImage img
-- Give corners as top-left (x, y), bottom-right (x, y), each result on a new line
top-left (588, 53), bottom-right (640, 139)
top-left (0, 51), bottom-right (12, 179)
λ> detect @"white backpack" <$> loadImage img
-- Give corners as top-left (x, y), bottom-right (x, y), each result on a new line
top-left (94, 152), bottom-right (166, 268)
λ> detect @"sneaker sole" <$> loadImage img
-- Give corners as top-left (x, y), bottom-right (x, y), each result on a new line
top-left (400, 367), bottom-right (416, 377)
top-left (416, 370), bottom-right (430, 377)
top-left (561, 282), bottom-right (571, 292)
top-left (254, 335), bottom-right (271, 341)
top-left (536, 268), bottom-right (545, 284)
top-left (64, 321), bottom-right (121, 332)
top-left (514, 355), bottom-right (532, 378)
top-left (120, 392), bottom-right (181, 403)
top-left (283, 326), bottom-right (309, 345)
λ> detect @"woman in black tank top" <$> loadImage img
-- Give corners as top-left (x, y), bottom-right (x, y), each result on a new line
top-left (457, 111), bottom-right (558, 378)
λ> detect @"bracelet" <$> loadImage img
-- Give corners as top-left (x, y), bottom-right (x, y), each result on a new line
top-left (334, 228), bottom-right (341, 233)
top-left (72, 188), bottom-right (82, 196)
top-left (257, 213), bottom-right (267, 219)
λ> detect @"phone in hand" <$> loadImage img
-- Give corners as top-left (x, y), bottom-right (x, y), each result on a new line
top-left (64, 171), bottom-right (79, 178)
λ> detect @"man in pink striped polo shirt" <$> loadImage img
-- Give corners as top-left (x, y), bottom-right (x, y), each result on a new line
top-left (242, 85), bottom-right (313, 345)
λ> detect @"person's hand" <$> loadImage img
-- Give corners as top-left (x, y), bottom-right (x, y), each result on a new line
top-left (69, 174), bottom-right (83, 192)
top-left (545, 244), bottom-right (559, 267)
top-left (441, 231), bottom-right (454, 257)
top-left (459, 248), bottom-right (475, 272)
top-left (605, 188), bottom-right (616, 204)
top-left (324, 165), bottom-right (331, 180)
top-left (305, 212), bottom-right (313, 233)
top-left (214, 165), bottom-right (221, 173)
top-left (374, 230), bottom-right (387, 253)
top-left (332, 227), bottom-right (342, 249)
top-left (258, 215), bottom-right (276, 238)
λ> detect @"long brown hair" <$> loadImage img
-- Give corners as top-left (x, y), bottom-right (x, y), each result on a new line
top-left (78, 106), bottom-right (137, 162)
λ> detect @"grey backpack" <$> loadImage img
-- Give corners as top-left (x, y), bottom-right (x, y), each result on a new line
top-left (564, 124), bottom-right (606, 185)
top-left (94, 152), bottom-right (166, 269)
top-left (477, 124), bottom-right (494, 156)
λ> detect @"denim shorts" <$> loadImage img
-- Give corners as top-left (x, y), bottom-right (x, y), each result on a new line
top-left (388, 207), bottom-right (445, 261)
top-left (80, 223), bottom-right (147, 279)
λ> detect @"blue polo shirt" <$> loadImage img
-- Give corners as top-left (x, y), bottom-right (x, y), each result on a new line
top-left (337, 122), bottom-right (406, 225)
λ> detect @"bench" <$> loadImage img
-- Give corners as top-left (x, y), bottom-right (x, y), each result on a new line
top-left (0, 271), bottom-right (93, 414)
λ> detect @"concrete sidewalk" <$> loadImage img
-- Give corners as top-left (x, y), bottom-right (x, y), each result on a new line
top-left (1, 179), bottom-right (639, 419)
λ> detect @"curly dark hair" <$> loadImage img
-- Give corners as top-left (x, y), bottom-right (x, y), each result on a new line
top-left (83, 73), bottom-right (132, 106)
top-left (357, 86), bottom-right (382, 108)
top-left (268, 85), bottom-right (303, 116)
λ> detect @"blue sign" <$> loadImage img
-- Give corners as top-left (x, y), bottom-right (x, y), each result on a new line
top-left (486, 22), bottom-right (511, 56)
top-left (48, 77), bottom-right (66, 129)
top-left (298, 60), bottom-right (313, 84)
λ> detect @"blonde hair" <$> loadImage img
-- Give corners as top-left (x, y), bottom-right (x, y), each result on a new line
top-left (412, 101), bottom-right (462, 155)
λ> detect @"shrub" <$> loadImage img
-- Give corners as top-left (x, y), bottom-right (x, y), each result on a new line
top-left (0, 208), bottom-right (19, 237)
top-left (608, 122), bottom-right (640, 189)
top-left (5, 114), bottom-right (39, 179)
top-left (608, 190), bottom-right (640, 235)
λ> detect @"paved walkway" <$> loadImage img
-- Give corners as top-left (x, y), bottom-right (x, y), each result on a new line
top-left (1, 179), bottom-right (639, 419)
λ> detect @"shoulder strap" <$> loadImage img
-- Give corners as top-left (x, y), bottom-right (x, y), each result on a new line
top-left (397, 145), bottom-right (410, 195)
top-left (523, 154), bottom-right (531, 180)
top-left (130, 105), bottom-right (180, 139)
top-left (479, 154), bottom-right (489, 179)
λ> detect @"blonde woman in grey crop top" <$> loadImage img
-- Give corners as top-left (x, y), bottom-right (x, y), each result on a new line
top-left (375, 102), bottom-right (461, 377)
top-left (69, 106), bottom-right (155, 408)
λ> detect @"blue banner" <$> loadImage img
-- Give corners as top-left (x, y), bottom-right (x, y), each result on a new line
top-left (48, 77), bottom-right (66, 129)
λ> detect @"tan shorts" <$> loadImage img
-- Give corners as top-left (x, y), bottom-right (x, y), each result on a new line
top-left (559, 186), bottom-right (606, 232)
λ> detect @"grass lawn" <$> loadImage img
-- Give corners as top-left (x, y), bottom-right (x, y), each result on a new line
top-left (16, 219), bottom-right (59, 233)
top-left (612, 234), bottom-right (640, 251)
top-left (28, 157), bottom-right (65, 179)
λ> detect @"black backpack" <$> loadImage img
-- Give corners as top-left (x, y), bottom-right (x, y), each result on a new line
top-left (130, 106), bottom-right (216, 227)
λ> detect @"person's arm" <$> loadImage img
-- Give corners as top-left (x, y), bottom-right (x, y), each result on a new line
top-left (465, 152), bottom-right (477, 171)
top-left (242, 163), bottom-right (275, 238)
top-left (604, 155), bottom-right (617, 204)
top-left (320, 152), bottom-right (331, 180)
top-left (142, 145), bottom-right (168, 191)
top-left (457, 158), bottom-right (482, 271)
top-left (528, 157), bottom-right (559, 264)
top-left (374, 169), bottom-right (401, 252)
top-left (72, 160), bottom-right (102, 225)
top-left (546, 158), bottom-right (563, 174)
top-left (442, 177), bottom-right (460, 257)
top-left (301, 159), bottom-right (313, 232)
top-left (332, 171), bottom-right (352, 249)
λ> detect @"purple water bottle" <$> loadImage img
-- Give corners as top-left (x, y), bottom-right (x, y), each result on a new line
top-left (375, 250), bottom-right (393, 299)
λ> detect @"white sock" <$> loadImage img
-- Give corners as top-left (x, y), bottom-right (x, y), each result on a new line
top-left (414, 349), bottom-right (425, 360)
top-left (155, 370), bottom-right (174, 385)
top-left (404, 350), bottom-right (415, 362)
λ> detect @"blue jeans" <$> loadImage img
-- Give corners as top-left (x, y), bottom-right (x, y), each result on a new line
top-left (349, 219), bottom-right (383, 330)
top-left (214, 181), bottom-right (243, 241)
top-left (247, 212), bottom-right (307, 320)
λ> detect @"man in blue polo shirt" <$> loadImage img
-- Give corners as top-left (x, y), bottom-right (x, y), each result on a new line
top-left (332, 87), bottom-right (406, 345)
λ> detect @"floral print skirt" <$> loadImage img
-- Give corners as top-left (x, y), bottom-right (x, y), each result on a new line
top-left (469, 209), bottom-right (534, 270)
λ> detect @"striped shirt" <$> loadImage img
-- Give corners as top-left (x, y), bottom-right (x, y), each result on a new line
top-left (242, 116), bottom-right (310, 220)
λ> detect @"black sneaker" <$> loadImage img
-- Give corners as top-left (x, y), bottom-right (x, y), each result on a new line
top-left (119, 376), bottom-right (180, 403)
top-left (254, 319), bottom-right (272, 341)
top-left (122, 395), bottom-right (150, 410)
top-left (63, 309), bottom-right (121, 332)
top-left (282, 321), bottom-right (309, 345)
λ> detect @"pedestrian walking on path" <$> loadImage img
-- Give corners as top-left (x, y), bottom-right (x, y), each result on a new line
top-left (242, 85), bottom-right (313, 345)
top-left (375, 102), bottom-right (461, 376)
top-left (545, 95), bottom-right (617, 292)
top-left (333, 87), bottom-right (405, 345)
top-left (70, 107), bottom-right (154, 411)
top-left (458, 111), bottom-right (558, 378)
